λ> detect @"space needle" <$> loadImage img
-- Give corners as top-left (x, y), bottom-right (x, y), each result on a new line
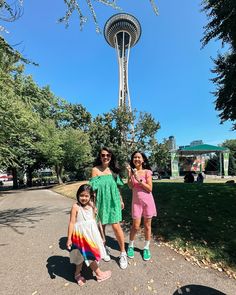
top-left (104, 13), bottom-right (141, 111)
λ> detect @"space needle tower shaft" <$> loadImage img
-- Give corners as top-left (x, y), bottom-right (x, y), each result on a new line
top-left (104, 14), bottom-right (141, 111)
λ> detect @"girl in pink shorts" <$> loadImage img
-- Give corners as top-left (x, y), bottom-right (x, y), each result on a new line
top-left (127, 151), bottom-right (157, 261)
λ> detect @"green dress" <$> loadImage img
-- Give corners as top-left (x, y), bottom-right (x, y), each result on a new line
top-left (89, 174), bottom-right (124, 225)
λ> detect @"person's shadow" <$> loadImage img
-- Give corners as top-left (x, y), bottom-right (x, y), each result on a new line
top-left (173, 284), bottom-right (226, 295)
top-left (46, 237), bottom-right (93, 283)
top-left (46, 255), bottom-right (75, 282)
top-left (105, 235), bottom-right (142, 262)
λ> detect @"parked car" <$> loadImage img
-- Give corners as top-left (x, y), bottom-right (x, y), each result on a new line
top-left (152, 171), bottom-right (159, 180)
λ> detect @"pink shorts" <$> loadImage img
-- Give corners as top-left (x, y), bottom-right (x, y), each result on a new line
top-left (132, 194), bottom-right (157, 219)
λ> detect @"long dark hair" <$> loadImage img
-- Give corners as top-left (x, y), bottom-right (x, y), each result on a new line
top-left (93, 147), bottom-right (120, 174)
top-left (76, 184), bottom-right (94, 206)
top-left (130, 151), bottom-right (152, 171)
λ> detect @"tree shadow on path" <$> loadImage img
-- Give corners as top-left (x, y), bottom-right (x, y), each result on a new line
top-left (0, 206), bottom-right (64, 235)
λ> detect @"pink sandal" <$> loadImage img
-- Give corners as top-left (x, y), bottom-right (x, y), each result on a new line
top-left (75, 274), bottom-right (86, 286)
top-left (96, 270), bottom-right (112, 283)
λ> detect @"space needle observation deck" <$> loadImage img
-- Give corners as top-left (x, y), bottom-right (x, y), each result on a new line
top-left (104, 13), bottom-right (141, 111)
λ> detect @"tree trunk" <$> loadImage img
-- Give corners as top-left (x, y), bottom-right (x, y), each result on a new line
top-left (55, 165), bottom-right (63, 184)
top-left (27, 166), bottom-right (33, 187)
top-left (12, 167), bottom-right (18, 189)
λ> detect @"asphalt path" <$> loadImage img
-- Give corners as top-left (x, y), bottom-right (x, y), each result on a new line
top-left (0, 188), bottom-right (235, 295)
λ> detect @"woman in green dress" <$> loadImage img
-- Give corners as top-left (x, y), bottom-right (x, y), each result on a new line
top-left (89, 147), bottom-right (128, 270)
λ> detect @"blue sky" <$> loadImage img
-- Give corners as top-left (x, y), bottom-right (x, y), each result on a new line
top-left (2, 0), bottom-right (235, 147)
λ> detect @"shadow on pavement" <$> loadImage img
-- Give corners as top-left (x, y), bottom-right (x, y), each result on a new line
top-left (59, 237), bottom-right (67, 250)
top-left (0, 206), bottom-right (61, 234)
top-left (106, 235), bottom-right (120, 251)
top-left (173, 284), bottom-right (226, 295)
top-left (46, 255), bottom-right (75, 282)
top-left (49, 237), bottom-right (94, 283)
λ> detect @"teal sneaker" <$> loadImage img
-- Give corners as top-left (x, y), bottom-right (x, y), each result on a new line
top-left (143, 248), bottom-right (151, 261)
top-left (127, 246), bottom-right (134, 259)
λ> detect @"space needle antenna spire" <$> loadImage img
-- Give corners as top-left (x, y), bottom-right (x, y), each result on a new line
top-left (104, 13), bottom-right (141, 111)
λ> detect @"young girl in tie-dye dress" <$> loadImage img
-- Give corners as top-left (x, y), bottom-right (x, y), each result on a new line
top-left (66, 184), bottom-right (111, 286)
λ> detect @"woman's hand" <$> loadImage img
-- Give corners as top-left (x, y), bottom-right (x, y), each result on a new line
top-left (121, 200), bottom-right (124, 210)
top-left (126, 164), bottom-right (132, 178)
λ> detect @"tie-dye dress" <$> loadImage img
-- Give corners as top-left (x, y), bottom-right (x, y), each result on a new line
top-left (70, 205), bottom-right (106, 266)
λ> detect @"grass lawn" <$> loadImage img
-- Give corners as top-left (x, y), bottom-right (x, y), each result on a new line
top-left (52, 179), bottom-right (236, 276)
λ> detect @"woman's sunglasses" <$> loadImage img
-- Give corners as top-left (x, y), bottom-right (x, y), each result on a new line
top-left (101, 153), bottom-right (111, 158)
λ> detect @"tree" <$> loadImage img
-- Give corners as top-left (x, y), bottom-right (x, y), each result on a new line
top-left (89, 108), bottom-right (160, 173)
top-left (0, 1), bottom-right (23, 32)
top-left (149, 138), bottom-right (171, 173)
top-left (62, 128), bottom-right (92, 179)
top-left (37, 121), bottom-right (92, 183)
top-left (201, 0), bottom-right (236, 130)
top-left (61, 103), bottom-right (92, 131)
top-left (1, 1), bottom-right (158, 33)
top-left (0, 37), bottom-right (42, 187)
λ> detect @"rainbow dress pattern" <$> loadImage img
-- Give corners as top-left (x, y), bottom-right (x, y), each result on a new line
top-left (70, 205), bottom-right (106, 266)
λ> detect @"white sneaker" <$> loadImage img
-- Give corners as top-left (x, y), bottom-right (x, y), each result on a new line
top-left (103, 246), bottom-right (111, 262)
top-left (119, 253), bottom-right (128, 269)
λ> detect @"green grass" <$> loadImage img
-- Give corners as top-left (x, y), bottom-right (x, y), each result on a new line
top-left (121, 182), bottom-right (236, 271)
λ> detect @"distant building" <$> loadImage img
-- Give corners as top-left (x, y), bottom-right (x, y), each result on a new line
top-left (179, 140), bottom-right (203, 150)
top-left (190, 140), bottom-right (203, 146)
top-left (179, 145), bottom-right (189, 150)
top-left (168, 136), bottom-right (176, 151)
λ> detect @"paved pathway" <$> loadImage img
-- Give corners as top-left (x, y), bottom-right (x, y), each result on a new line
top-left (0, 189), bottom-right (235, 295)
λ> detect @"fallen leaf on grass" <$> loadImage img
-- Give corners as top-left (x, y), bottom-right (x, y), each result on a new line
top-left (32, 292), bottom-right (37, 295)
top-left (64, 282), bottom-right (69, 286)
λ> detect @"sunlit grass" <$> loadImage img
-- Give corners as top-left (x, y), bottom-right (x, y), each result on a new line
top-left (122, 181), bottom-right (236, 272)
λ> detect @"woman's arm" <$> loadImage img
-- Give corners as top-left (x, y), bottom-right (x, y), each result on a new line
top-left (66, 204), bottom-right (77, 249)
top-left (126, 165), bottom-right (133, 189)
top-left (137, 170), bottom-right (152, 193)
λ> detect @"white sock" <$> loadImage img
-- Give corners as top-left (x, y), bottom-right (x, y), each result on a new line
top-left (129, 240), bottom-right (134, 247)
top-left (120, 251), bottom-right (127, 256)
top-left (144, 240), bottom-right (150, 250)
